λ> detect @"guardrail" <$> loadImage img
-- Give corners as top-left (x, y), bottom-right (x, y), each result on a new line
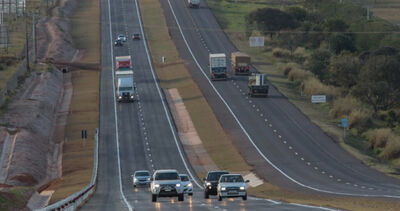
top-left (34, 128), bottom-right (99, 211)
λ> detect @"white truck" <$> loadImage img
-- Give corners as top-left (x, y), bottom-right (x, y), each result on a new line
top-left (188, 0), bottom-right (200, 8)
top-left (209, 53), bottom-right (227, 80)
top-left (248, 73), bottom-right (269, 97)
top-left (116, 70), bottom-right (135, 102)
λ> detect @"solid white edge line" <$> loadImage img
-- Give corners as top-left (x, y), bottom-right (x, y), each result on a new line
top-left (107, 0), bottom-right (133, 210)
top-left (165, 0), bottom-right (400, 199)
top-left (133, 0), bottom-right (202, 189)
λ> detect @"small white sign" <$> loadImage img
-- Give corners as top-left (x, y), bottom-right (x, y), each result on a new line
top-left (311, 95), bottom-right (326, 103)
top-left (249, 36), bottom-right (264, 47)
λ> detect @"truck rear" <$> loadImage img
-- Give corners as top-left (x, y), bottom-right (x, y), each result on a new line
top-left (116, 56), bottom-right (132, 70)
top-left (116, 70), bottom-right (135, 102)
top-left (231, 52), bottom-right (251, 75)
top-left (209, 53), bottom-right (227, 80)
top-left (248, 74), bottom-right (268, 97)
top-left (188, 0), bottom-right (200, 8)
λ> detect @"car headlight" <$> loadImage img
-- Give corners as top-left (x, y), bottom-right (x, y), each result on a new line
top-left (130, 95), bottom-right (134, 98)
top-left (186, 183), bottom-right (192, 187)
top-left (240, 186), bottom-right (245, 190)
top-left (176, 183), bottom-right (181, 187)
top-left (133, 178), bottom-right (137, 182)
top-left (221, 187), bottom-right (226, 191)
top-left (147, 178), bottom-right (150, 181)
top-left (206, 182), bottom-right (211, 186)
top-left (154, 184), bottom-right (160, 188)
top-left (118, 96), bottom-right (122, 99)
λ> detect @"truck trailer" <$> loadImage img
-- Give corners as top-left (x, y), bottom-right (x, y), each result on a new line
top-left (231, 52), bottom-right (251, 75)
top-left (116, 56), bottom-right (132, 70)
top-left (209, 53), bottom-right (227, 80)
top-left (188, 0), bottom-right (200, 8)
top-left (116, 70), bottom-right (135, 102)
top-left (248, 74), bottom-right (268, 97)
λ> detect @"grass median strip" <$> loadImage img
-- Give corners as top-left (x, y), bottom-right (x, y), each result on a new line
top-left (45, 0), bottom-right (100, 203)
top-left (138, 0), bottom-right (251, 177)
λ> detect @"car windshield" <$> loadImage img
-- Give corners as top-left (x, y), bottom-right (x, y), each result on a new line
top-left (135, 171), bottom-right (149, 176)
top-left (119, 87), bottom-right (132, 91)
top-left (155, 172), bottom-right (179, 180)
top-left (119, 35), bottom-right (125, 38)
top-left (180, 175), bottom-right (189, 181)
top-left (207, 172), bottom-right (228, 181)
top-left (220, 175), bottom-right (244, 183)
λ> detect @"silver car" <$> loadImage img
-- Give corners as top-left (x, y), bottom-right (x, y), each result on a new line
top-left (217, 174), bottom-right (249, 201)
top-left (117, 34), bottom-right (127, 42)
top-left (150, 169), bottom-right (184, 202)
top-left (179, 174), bottom-right (193, 196)
top-left (132, 170), bottom-right (150, 187)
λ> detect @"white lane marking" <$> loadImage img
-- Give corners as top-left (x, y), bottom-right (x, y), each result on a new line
top-left (107, 0), bottom-right (133, 209)
top-left (166, 0), bottom-right (400, 199)
top-left (135, 0), bottom-right (202, 189)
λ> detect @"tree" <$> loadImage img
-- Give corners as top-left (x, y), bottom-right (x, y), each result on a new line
top-left (246, 8), bottom-right (299, 39)
top-left (329, 53), bottom-right (361, 89)
top-left (329, 33), bottom-right (356, 54)
top-left (308, 49), bottom-right (331, 81)
top-left (352, 56), bottom-right (400, 112)
top-left (324, 19), bottom-right (349, 32)
top-left (285, 6), bottom-right (308, 22)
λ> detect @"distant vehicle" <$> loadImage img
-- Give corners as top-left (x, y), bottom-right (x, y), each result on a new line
top-left (117, 34), bottom-right (127, 42)
top-left (116, 56), bottom-right (132, 70)
top-left (209, 53), bottom-right (227, 80)
top-left (150, 169), bottom-right (184, 202)
top-left (231, 52), bottom-right (251, 75)
top-left (116, 70), bottom-right (135, 102)
top-left (203, 170), bottom-right (229, 198)
top-left (248, 73), bottom-right (268, 97)
top-left (132, 33), bottom-right (141, 40)
top-left (132, 170), bottom-right (151, 187)
top-left (188, 0), bottom-right (200, 8)
top-left (217, 174), bottom-right (249, 201)
top-left (179, 174), bottom-right (193, 196)
top-left (114, 39), bottom-right (123, 47)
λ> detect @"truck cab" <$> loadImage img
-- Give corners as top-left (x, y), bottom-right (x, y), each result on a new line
top-left (231, 52), bottom-right (251, 75)
top-left (209, 53), bottom-right (227, 80)
top-left (116, 71), bottom-right (135, 102)
top-left (248, 73), bottom-right (269, 97)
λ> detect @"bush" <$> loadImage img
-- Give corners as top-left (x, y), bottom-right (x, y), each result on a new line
top-left (348, 108), bottom-right (372, 130)
top-left (382, 137), bottom-right (400, 160)
top-left (288, 68), bottom-right (312, 83)
top-left (293, 47), bottom-right (307, 63)
top-left (330, 95), bottom-right (361, 118)
top-left (282, 62), bottom-right (297, 76)
top-left (301, 77), bottom-right (339, 98)
top-left (272, 48), bottom-right (291, 58)
top-left (365, 128), bottom-right (392, 149)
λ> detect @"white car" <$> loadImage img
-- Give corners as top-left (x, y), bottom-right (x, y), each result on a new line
top-left (117, 34), bottom-right (127, 42)
top-left (179, 174), bottom-right (193, 196)
top-left (150, 169), bottom-right (184, 202)
top-left (217, 174), bottom-right (249, 201)
top-left (132, 170), bottom-right (151, 187)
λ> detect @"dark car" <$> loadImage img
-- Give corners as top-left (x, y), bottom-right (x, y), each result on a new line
top-left (132, 33), bottom-right (141, 40)
top-left (203, 171), bottom-right (229, 198)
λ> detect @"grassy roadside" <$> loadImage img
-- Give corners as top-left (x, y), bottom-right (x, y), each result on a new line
top-left (45, 0), bottom-right (100, 203)
top-left (138, 0), bottom-right (251, 177)
top-left (0, 186), bottom-right (34, 211)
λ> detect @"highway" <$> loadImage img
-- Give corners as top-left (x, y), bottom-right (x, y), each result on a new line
top-left (79, 0), bottom-right (332, 210)
top-left (160, 0), bottom-right (400, 199)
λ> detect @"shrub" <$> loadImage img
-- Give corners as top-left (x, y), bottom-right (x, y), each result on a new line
top-left (348, 108), bottom-right (372, 130)
top-left (282, 62), bottom-right (297, 76)
top-left (301, 77), bottom-right (339, 98)
top-left (293, 47), bottom-right (307, 63)
top-left (330, 95), bottom-right (362, 118)
top-left (365, 128), bottom-right (392, 149)
top-left (288, 68), bottom-right (312, 83)
top-left (272, 48), bottom-right (291, 58)
top-left (382, 137), bottom-right (400, 160)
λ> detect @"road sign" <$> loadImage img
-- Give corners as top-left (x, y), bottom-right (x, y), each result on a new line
top-left (311, 95), bottom-right (326, 103)
top-left (341, 118), bottom-right (348, 128)
top-left (249, 36), bottom-right (264, 47)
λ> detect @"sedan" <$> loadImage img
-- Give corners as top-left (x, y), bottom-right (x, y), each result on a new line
top-left (132, 170), bottom-right (151, 187)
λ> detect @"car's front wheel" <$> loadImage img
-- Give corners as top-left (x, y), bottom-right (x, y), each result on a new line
top-left (218, 194), bottom-right (222, 201)
top-left (189, 192), bottom-right (193, 196)
top-left (152, 194), bottom-right (157, 202)
top-left (178, 193), bottom-right (184, 201)
top-left (242, 194), bottom-right (247, 201)
top-left (204, 191), bottom-right (209, 199)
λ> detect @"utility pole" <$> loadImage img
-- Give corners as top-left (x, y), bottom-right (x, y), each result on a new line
top-left (25, 13), bottom-right (30, 72)
top-left (32, 13), bottom-right (37, 63)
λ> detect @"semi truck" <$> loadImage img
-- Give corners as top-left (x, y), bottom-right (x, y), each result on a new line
top-left (116, 56), bottom-right (132, 70)
top-left (116, 70), bottom-right (135, 102)
top-left (188, 0), bottom-right (200, 8)
top-left (248, 74), bottom-right (268, 97)
top-left (231, 52), bottom-right (251, 75)
top-left (209, 53), bottom-right (227, 80)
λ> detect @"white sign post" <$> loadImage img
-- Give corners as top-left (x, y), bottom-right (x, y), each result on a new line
top-left (249, 36), bottom-right (264, 47)
top-left (311, 95), bottom-right (326, 103)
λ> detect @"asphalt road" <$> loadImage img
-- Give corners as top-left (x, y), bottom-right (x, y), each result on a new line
top-left (160, 0), bottom-right (400, 199)
top-left (79, 0), bottom-right (332, 210)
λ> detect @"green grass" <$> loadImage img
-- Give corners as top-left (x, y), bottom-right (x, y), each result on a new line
top-left (0, 186), bottom-right (34, 211)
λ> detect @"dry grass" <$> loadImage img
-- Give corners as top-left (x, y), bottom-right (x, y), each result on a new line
top-left (288, 67), bottom-right (312, 82)
top-left (139, 0), bottom-right (251, 175)
top-left (272, 47), bottom-right (291, 58)
top-left (331, 95), bottom-right (361, 118)
top-left (47, 0), bottom-right (100, 203)
top-left (348, 108), bottom-right (372, 129)
top-left (301, 77), bottom-right (339, 98)
top-left (383, 137), bottom-right (400, 160)
top-left (365, 128), bottom-right (393, 149)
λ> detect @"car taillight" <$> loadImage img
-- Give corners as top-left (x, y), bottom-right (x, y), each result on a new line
top-left (246, 66), bottom-right (249, 71)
